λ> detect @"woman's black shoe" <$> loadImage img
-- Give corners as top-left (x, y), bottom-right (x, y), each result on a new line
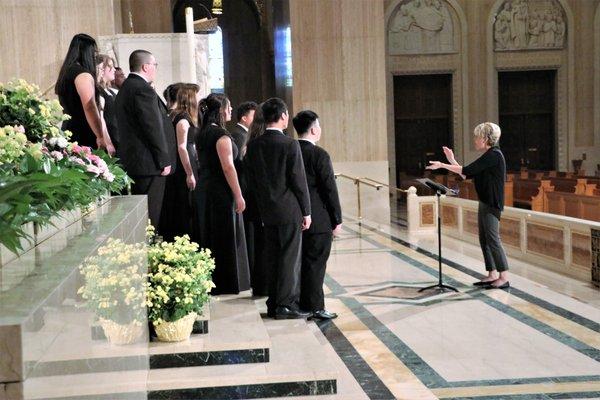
top-left (487, 281), bottom-right (510, 290)
top-left (473, 280), bottom-right (494, 286)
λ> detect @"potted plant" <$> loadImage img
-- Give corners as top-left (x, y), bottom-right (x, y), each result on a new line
top-left (0, 79), bottom-right (130, 255)
top-left (147, 226), bottom-right (215, 342)
top-left (78, 238), bottom-right (148, 345)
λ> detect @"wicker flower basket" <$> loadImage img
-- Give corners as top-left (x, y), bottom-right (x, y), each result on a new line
top-left (154, 312), bottom-right (197, 342)
top-left (99, 318), bottom-right (145, 345)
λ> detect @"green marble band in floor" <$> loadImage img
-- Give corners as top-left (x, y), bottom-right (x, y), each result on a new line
top-left (320, 224), bottom-right (600, 394)
top-left (355, 219), bottom-right (600, 333)
top-left (27, 348), bottom-right (270, 377)
top-left (344, 223), bottom-right (600, 362)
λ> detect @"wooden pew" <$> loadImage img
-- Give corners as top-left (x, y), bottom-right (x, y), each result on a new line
top-left (545, 191), bottom-right (600, 222)
top-left (513, 179), bottom-right (553, 211)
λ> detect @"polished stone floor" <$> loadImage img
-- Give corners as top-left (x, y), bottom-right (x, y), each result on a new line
top-left (292, 216), bottom-right (600, 400)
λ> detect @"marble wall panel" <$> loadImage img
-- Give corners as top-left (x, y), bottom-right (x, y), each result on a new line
top-left (0, 0), bottom-right (121, 92)
top-left (420, 203), bottom-right (435, 226)
top-left (499, 216), bottom-right (521, 248)
top-left (526, 223), bottom-right (565, 261)
top-left (441, 205), bottom-right (458, 228)
top-left (463, 209), bottom-right (478, 236)
top-left (290, 0), bottom-right (387, 162)
top-left (571, 231), bottom-right (591, 268)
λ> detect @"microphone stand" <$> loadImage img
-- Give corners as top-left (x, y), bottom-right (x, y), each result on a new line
top-left (415, 179), bottom-right (459, 293)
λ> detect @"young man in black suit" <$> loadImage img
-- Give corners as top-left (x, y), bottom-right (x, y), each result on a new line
top-left (115, 50), bottom-right (171, 228)
top-left (245, 98), bottom-right (312, 320)
top-left (293, 111), bottom-right (342, 320)
top-left (230, 101), bottom-right (257, 155)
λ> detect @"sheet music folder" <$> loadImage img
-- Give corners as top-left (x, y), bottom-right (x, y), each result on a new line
top-left (415, 178), bottom-right (458, 196)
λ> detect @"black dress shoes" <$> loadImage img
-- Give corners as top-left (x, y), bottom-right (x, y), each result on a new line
top-left (487, 281), bottom-right (510, 290)
top-left (473, 280), bottom-right (493, 286)
top-left (310, 310), bottom-right (338, 320)
top-left (274, 306), bottom-right (311, 320)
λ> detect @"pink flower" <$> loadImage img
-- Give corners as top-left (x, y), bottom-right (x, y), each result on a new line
top-left (71, 144), bottom-right (82, 154)
top-left (50, 151), bottom-right (63, 161)
top-left (88, 154), bottom-right (101, 164)
top-left (86, 165), bottom-right (101, 175)
top-left (69, 156), bottom-right (85, 166)
top-left (81, 146), bottom-right (92, 155)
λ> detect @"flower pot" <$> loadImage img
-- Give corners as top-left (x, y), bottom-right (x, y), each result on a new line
top-left (154, 312), bottom-right (197, 342)
top-left (98, 318), bottom-right (145, 345)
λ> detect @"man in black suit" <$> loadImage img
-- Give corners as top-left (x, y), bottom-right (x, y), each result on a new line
top-left (115, 50), bottom-right (171, 228)
top-left (293, 111), bottom-right (342, 320)
top-left (230, 101), bottom-right (257, 156)
top-left (231, 102), bottom-right (266, 294)
top-left (245, 98), bottom-right (312, 320)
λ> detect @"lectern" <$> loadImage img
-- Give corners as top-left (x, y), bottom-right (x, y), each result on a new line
top-left (415, 178), bottom-right (459, 293)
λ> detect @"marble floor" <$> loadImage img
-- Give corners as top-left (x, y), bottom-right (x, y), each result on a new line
top-left (295, 215), bottom-right (600, 400)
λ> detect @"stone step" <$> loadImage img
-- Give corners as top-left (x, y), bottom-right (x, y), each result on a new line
top-left (22, 315), bottom-right (337, 399)
top-left (25, 295), bottom-right (270, 378)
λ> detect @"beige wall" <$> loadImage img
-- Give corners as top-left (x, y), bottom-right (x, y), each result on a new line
top-left (384, 0), bottom-right (600, 175)
top-left (0, 0), bottom-right (122, 93)
top-left (289, 0), bottom-right (388, 162)
top-left (120, 0), bottom-right (172, 34)
top-left (291, 0), bottom-right (600, 172)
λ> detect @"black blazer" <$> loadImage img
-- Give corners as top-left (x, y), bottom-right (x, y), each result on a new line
top-left (298, 140), bottom-right (342, 234)
top-left (245, 129), bottom-right (311, 226)
top-left (115, 74), bottom-right (169, 176)
top-left (230, 123), bottom-right (248, 153)
top-left (230, 123), bottom-right (248, 191)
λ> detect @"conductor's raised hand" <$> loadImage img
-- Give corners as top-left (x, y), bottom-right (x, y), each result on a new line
top-left (426, 161), bottom-right (443, 170)
top-left (442, 146), bottom-right (455, 163)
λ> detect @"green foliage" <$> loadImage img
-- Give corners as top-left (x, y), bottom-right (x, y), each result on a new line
top-left (0, 78), bottom-right (131, 254)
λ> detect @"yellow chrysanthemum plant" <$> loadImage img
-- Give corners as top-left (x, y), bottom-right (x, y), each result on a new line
top-left (146, 225), bottom-right (216, 327)
top-left (77, 238), bottom-right (149, 327)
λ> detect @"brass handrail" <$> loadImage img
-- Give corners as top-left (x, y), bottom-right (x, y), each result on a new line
top-left (335, 174), bottom-right (391, 220)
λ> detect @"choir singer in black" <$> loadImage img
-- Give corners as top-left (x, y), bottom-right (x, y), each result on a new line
top-left (293, 111), bottom-right (342, 320)
top-left (245, 98), bottom-right (312, 320)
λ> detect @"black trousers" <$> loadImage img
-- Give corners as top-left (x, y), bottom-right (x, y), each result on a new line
top-left (131, 175), bottom-right (166, 229)
top-left (245, 220), bottom-right (268, 296)
top-left (300, 232), bottom-right (333, 312)
top-left (263, 223), bottom-right (302, 312)
top-left (478, 202), bottom-right (509, 272)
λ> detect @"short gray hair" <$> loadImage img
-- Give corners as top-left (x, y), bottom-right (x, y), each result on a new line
top-left (473, 122), bottom-right (501, 146)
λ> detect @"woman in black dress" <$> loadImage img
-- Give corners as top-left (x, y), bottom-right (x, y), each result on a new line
top-left (160, 83), bottom-right (202, 242)
top-left (96, 54), bottom-right (119, 155)
top-left (55, 34), bottom-right (114, 155)
top-left (197, 93), bottom-right (250, 294)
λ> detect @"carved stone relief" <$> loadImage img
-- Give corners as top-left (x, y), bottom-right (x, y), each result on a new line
top-left (493, 0), bottom-right (566, 51)
top-left (388, 0), bottom-right (455, 55)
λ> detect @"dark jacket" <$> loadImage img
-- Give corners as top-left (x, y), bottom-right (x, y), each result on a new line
top-left (115, 74), bottom-right (169, 176)
top-left (245, 129), bottom-right (311, 226)
top-left (298, 140), bottom-right (342, 234)
top-left (230, 123), bottom-right (248, 191)
top-left (157, 97), bottom-right (178, 174)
